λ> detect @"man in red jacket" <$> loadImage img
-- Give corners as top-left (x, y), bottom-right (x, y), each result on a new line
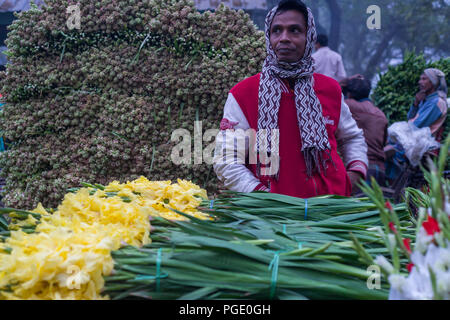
top-left (213, 0), bottom-right (368, 198)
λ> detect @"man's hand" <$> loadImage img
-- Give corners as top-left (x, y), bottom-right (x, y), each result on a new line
top-left (340, 74), bottom-right (364, 88)
top-left (414, 90), bottom-right (427, 107)
top-left (253, 183), bottom-right (270, 193)
top-left (339, 77), bottom-right (349, 88)
top-left (349, 74), bottom-right (364, 80)
top-left (347, 171), bottom-right (364, 193)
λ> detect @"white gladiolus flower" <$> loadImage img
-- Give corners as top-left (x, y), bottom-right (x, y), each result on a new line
top-left (415, 227), bottom-right (433, 254)
top-left (375, 255), bottom-right (395, 274)
top-left (389, 241), bottom-right (450, 300)
top-left (436, 271), bottom-right (450, 300)
top-left (403, 266), bottom-right (434, 299)
top-left (418, 207), bottom-right (427, 221)
top-left (435, 231), bottom-right (446, 248)
top-left (388, 274), bottom-right (406, 291)
top-left (388, 274), bottom-right (408, 300)
top-left (434, 249), bottom-right (450, 273)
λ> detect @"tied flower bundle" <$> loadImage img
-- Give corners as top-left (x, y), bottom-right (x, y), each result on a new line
top-left (0, 177), bottom-right (209, 300)
top-left (354, 135), bottom-right (450, 300)
top-left (104, 192), bottom-right (415, 300)
top-left (75, 176), bottom-right (210, 222)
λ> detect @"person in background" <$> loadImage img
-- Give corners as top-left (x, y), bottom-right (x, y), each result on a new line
top-left (340, 74), bottom-right (388, 188)
top-left (213, 0), bottom-right (368, 198)
top-left (406, 68), bottom-right (448, 141)
top-left (312, 34), bottom-right (347, 81)
top-left (384, 68), bottom-right (448, 183)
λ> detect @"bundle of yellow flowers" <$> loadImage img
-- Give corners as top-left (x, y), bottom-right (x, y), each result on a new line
top-left (103, 177), bottom-right (210, 221)
top-left (0, 177), bottom-right (209, 300)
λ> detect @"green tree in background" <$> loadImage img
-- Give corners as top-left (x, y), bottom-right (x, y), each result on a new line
top-left (346, 0), bottom-right (448, 80)
top-left (372, 52), bottom-right (449, 168)
top-left (301, 0), bottom-right (449, 80)
top-left (372, 52), bottom-right (450, 124)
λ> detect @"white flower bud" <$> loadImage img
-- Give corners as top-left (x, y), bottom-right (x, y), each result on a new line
top-left (416, 227), bottom-right (433, 254)
top-left (418, 207), bottom-right (427, 221)
top-left (388, 234), bottom-right (396, 249)
top-left (375, 255), bottom-right (395, 274)
top-left (372, 226), bottom-right (384, 239)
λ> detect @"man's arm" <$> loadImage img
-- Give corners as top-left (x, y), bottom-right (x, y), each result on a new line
top-left (336, 55), bottom-right (347, 81)
top-left (336, 95), bottom-right (369, 179)
top-left (213, 93), bottom-right (269, 193)
top-left (407, 104), bottom-right (419, 120)
top-left (408, 99), bottom-right (443, 130)
top-left (408, 90), bottom-right (428, 119)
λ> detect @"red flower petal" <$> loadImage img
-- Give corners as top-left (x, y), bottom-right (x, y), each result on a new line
top-left (385, 201), bottom-right (393, 211)
top-left (389, 222), bottom-right (397, 234)
top-left (407, 263), bottom-right (414, 273)
top-left (403, 238), bottom-right (411, 253)
top-left (422, 216), bottom-right (441, 236)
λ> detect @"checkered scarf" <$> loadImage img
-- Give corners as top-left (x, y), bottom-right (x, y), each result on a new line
top-left (257, 5), bottom-right (333, 178)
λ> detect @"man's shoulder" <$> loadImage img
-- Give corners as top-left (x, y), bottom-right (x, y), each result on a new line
top-left (313, 73), bottom-right (341, 94)
top-left (346, 98), bottom-right (388, 121)
top-left (424, 94), bottom-right (440, 105)
top-left (326, 47), bottom-right (342, 57)
top-left (371, 105), bottom-right (388, 122)
top-left (318, 47), bottom-right (342, 59)
top-left (437, 96), bottom-right (448, 114)
top-left (344, 98), bottom-right (366, 114)
top-left (230, 73), bottom-right (261, 96)
top-left (371, 102), bottom-right (388, 120)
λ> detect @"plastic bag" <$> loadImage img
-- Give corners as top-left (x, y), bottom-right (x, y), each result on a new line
top-left (388, 121), bottom-right (440, 167)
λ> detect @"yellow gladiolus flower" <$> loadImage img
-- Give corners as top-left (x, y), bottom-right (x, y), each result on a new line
top-left (0, 176), bottom-right (209, 300)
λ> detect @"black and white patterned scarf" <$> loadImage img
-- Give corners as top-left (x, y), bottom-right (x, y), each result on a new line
top-left (257, 5), bottom-right (334, 178)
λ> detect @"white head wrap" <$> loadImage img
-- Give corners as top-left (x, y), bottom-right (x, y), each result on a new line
top-left (424, 68), bottom-right (447, 101)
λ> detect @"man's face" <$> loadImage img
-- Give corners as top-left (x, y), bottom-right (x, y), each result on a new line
top-left (418, 73), bottom-right (435, 94)
top-left (269, 10), bottom-right (307, 63)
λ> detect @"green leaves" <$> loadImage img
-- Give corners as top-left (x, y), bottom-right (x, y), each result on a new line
top-left (373, 51), bottom-right (450, 127)
top-left (0, 215), bottom-right (9, 231)
top-left (103, 192), bottom-right (418, 300)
